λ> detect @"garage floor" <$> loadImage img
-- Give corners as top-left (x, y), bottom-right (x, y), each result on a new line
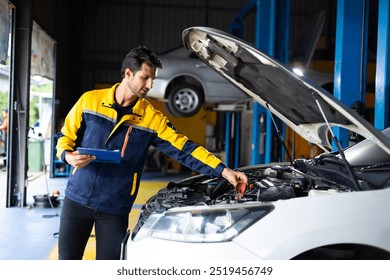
top-left (0, 167), bottom-right (190, 260)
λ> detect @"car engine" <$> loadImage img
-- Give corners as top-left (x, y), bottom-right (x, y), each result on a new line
top-left (133, 152), bottom-right (390, 237)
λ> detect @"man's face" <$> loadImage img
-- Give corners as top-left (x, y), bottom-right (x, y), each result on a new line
top-left (127, 63), bottom-right (156, 99)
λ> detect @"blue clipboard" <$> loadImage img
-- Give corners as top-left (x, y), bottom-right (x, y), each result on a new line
top-left (77, 148), bottom-right (121, 163)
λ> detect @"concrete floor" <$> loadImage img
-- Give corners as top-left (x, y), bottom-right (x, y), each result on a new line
top-left (0, 171), bottom-right (67, 260)
top-left (0, 164), bottom-right (189, 260)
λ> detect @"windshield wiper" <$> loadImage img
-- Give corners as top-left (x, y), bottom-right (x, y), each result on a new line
top-left (311, 91), bottom-right (360, 191)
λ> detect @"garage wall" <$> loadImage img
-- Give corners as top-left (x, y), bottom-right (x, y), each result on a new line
top-left (79, 0), bottom-right (257, 94)
top-left (28, 0), bottom-right (346, 170)
top-left (77, 0), bottom-right (340, 109)
top-left (30, 0), bottom-right (342, 126)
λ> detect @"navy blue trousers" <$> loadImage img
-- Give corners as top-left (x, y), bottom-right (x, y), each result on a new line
top-left (58, 196), bottom-right (128, 260)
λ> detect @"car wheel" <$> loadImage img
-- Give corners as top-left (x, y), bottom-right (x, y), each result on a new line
top-left (166, 84), bottom-right (203, 117)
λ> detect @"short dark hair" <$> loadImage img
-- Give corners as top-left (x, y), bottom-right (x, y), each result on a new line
top-left (121, 46), bottom-right (162, 78)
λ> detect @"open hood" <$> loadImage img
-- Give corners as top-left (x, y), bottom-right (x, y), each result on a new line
top-left (182, 26), bottom-right (390, 154)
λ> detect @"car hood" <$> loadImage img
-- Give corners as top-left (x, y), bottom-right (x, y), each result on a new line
top-left (182, 26), bottom-right (390, 154)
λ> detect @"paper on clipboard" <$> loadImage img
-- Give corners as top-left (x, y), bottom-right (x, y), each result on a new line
top-left (77, 148), bottom-right (121, 163)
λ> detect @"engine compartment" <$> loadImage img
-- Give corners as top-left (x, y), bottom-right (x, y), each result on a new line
top-left (133, 153), bottom-right (390, 236)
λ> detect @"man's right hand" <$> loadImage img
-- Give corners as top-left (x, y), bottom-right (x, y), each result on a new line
top-left (65, 151), bottom-right (96, 169)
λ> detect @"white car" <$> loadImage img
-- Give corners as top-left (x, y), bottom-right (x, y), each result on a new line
top-left (121, 27), bottom-right (390, 260)
top-left (147, 47), bottom-right (334, 118)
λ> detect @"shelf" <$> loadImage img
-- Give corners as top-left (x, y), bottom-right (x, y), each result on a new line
top-left (52, 159), bottom-right (70, 177)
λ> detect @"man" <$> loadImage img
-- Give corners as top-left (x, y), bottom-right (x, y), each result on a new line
top-left (56, 46), bottom-right (248, 260)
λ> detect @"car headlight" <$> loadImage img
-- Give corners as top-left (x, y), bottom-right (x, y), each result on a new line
top-left (133, 204), bottom-right (273, 243)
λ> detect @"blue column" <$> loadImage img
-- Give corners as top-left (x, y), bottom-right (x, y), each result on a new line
top-left (276, 0), bottom-right (290, 162)
top-left (375, 0), bottom-right (390, 130)
top-left (251, 0), bottom-right (277, 164)
top-left (275, 0), bottom-right (290, 64)
top-left (333, 0), bottom-right (368, 148)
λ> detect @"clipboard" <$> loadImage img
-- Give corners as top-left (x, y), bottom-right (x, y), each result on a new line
top-left (77, 148), bottom-right (121, 163)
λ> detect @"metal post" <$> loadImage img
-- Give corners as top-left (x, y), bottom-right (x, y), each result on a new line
top-left (333, 0), bottom-right (368, 148)
top-left (7, 0), bottom-right (32, 207)
top-left (375, 0), bottom-right (390, 129)
top-left (251, 0), bottom-right (277, 164)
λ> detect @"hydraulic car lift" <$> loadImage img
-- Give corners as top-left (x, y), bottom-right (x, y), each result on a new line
top-left (225, 0), bottom-right (390, 168)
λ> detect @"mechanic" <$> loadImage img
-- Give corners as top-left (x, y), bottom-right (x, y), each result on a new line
top-left (56, 46), bottom-right (248, 260)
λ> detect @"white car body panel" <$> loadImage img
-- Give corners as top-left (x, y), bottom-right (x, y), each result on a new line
top-left (125, 188), bottom-right (390, 260)
top-left (125, 237), bottom-right (261, 260)
top-left (234, 188), bottom-right (390, 259)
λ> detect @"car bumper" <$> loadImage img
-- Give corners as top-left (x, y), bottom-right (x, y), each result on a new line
top-left (121, 231), bottom-right (263, 260)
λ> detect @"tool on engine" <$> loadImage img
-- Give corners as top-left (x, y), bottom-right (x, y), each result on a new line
top-left (234, 182), bottom-right (247, 200)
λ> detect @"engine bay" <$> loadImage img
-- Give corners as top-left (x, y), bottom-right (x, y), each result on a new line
top-left (132, 153), bottom-right (390, 236)
top-left (156, 154), bottom-right (390, 207)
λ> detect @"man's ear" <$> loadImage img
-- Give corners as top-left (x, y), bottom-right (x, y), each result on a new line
top-left (125, 68), bottom-right (133, 78)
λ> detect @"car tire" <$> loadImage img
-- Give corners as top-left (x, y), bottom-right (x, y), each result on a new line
top-left (166, 84), bottom-right (204, 117)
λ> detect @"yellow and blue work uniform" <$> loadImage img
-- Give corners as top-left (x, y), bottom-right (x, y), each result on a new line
top-left (56, 84), bottom-right (226, 216)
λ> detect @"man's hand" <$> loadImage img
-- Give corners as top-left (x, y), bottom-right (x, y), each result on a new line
top-left (221, 167), bottom-right (248, 187)
top-left (222, 168), bottom-right (248, 200)
top-left (65, 151), bottom-right (96, 169)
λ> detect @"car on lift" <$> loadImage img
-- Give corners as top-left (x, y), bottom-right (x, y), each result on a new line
top-left (121, 27), bottom-right (390, 260)
top-left (147, 46), bottom-right (334, 117)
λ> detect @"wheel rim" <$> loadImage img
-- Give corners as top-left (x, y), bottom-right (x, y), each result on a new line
top-left (173, 88), bottom-right (199, 112)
